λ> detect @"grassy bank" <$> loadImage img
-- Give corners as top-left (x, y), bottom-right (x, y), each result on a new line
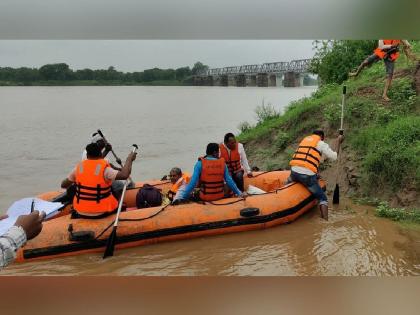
top-left (239, 43), bottom-right (420, 210)
top-left (376, 202), bottom-right (420, 224)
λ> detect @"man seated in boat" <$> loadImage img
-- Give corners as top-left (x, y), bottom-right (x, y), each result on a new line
top-left (167, 167), bottom-right (191, 203)
top-left (178, 143), bottom-right (247, 202)
top-left (61, 143), bottom-right (137, 218)
top-left (219, 132), bottom-right (253, 193)
top-left (287, 130), bottom-right (343, 221)
top-left (84, 133), bottom-right (135, 192)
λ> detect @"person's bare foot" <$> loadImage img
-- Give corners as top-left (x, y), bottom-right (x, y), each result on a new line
top-left (382, 95), bottom-right (391, 102)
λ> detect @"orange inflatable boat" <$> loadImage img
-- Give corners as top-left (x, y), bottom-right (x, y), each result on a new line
top-left (16, 171), bottom-right (326, 263)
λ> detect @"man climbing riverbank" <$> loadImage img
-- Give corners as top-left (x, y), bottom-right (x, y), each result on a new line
top-left (349, 40), bottom-right (416, 101)
top-left (288, 130), bottom-right (344, 221)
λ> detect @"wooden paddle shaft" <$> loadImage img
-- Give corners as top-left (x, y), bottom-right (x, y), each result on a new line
top-left (113, 145), bottom-right (138, 227)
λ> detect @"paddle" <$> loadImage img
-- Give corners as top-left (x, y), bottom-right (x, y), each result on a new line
top-left (333, 85), bottom-right (346, 204)
top-left (96, 129), bottom-right (123, 166)
top-left (103, 144), bottom-right (138, 259)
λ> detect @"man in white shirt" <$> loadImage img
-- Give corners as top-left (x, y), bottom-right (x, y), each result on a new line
top-left (349, 40), bottom-right (415, 101)
top-left (288, 130), bottom-right (344, 221)
top-left (219, 133), bottom-right (253, 192)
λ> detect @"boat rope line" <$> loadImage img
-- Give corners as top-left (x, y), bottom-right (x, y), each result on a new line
top-left (22, 193), bottom-right (318, 260)
top-left (251, 169), bottom-right (284, 178)
top-left (126, 181), bottom-right (171, 191)
top-left (94, 204), bottom-right (171, 240)
top-left (205, 182), bottom-right (300, 206)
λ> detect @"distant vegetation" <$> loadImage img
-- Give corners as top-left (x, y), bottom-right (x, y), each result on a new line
top-left (0, 61), bottom-right (209, 86)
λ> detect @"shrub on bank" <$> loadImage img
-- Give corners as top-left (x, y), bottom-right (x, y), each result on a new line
top-left (376, 202), bottom-right (420, 223)
top-left (351, 116), bottom-right (420, 191)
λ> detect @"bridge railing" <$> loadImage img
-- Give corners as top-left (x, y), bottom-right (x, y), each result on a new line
top-left (196, 59), bottom-right (312, 76)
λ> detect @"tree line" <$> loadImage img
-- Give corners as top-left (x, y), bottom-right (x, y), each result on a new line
top-left (0, 62), bottom-right (209, 85)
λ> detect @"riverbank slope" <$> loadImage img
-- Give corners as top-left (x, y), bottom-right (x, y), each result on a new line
top-left (239, 47), bottom-right (420, 211)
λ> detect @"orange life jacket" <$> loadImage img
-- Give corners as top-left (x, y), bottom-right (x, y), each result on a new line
top-left (219, 143), bottom-right (242, 174)
top-left (167, 172), bottom-right (191, 201)
top-left (374, 40), bottom-right (401, 61)
top-left (289, 134), bottom-right (322, 173)
top-left (199, 157), bottom-right (226, 201)
top-left (73, 159), bottom-right (119, 214)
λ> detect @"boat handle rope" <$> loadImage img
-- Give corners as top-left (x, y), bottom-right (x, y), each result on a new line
top-left (202, 182), bottom-right (298, 206)
top-left (94, 204), bottom-right (171, 240)
top-left (92, 181), bottom-right (302, 239)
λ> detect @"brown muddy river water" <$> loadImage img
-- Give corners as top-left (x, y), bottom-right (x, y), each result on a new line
top-left (1, 86), bottom-right (419, 275)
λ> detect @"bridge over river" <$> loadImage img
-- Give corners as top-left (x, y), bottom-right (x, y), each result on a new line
top-left (193, 59), bottom-right (313, 87)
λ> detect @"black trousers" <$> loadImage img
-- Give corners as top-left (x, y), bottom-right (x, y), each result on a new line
top-left (231, 170), bottom-right (244, 192)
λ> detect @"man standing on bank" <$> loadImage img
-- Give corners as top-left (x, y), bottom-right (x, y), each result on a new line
top-left (219, 133), bottom-right (253, 192)
top-left (349, 40), bottom-right (415, 101)
top-left (288, 130), bottom-right (344, 221)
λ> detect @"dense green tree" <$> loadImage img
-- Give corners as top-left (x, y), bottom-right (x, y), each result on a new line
top-left (191, 62), bottom-right (209, 75)
top-left (175, 66), bottom-right (191, 80)
top-left (14, 67), bottom-right (40, 83)
top-left (75, 68), bottom-right (94, 80)
top-left (39, 63), bottom-right (72, 80)
top-left (310, 40), bottom-right (376, 84)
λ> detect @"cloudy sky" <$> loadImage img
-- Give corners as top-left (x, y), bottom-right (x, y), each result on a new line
top-left (0, 40), bottom-right (315, 72)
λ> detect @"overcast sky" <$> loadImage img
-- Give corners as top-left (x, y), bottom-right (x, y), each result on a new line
top-left (0, 40), bottom-right (315, 72)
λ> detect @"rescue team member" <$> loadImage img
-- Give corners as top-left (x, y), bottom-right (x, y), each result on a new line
top-left (61, 143), bottom-right (136, 217)
top-left (179, 143), bottom-right (247, 202)
top-left (219, 133), bottom-right (252, 192)
top-left (0, 211), bottom-right (45, 268)
top-left (349, 40), bottom-right (415, 101)
top-left (288, 130), bottom-right (343, 221)
top-left (83, 133), bottom-right (135, 193)
top-left (82, 133), bottom-right (111, 160)
top-left (167, 167), bottom-right (191, 202)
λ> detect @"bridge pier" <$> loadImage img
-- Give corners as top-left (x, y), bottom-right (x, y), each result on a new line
top-left (205, 76), bottom-right (214, 86)
top-left (256, 73), bottom-right (268, 87)
top-left (192, 76), bottom-right (202, 86)
top-left (235, 74), bottom-right (246, 87)
top-left (227, 75), bottom-right (236, 86)
top-left (283, 71), bottom-right (301, 87)
top-left (214, 75), bottom-right (228, 86)
top-left (245, 75), bottom-right (257, 87)
top-left (269, 75), bottom-right (277, 87)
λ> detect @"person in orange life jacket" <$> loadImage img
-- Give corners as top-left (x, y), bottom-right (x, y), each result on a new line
top-left (179, 143), bottom-right (247, 202)
top-left (219, 133), bottom-right (252, 193)
top-left (287, 130), bottom-right (344, 221)
top-left (167, 167), bottom-right (191, 202)
top-left (61, 142), bottom-right (137, 217)
top-left (83, 133), bottom-right (135, 195)
top-left (82, 133), bottom-right (116, 164)
top-left (349, 40), bottom-right (415, 101)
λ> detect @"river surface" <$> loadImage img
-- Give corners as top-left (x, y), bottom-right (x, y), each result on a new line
top-left (1, 86), bottom-right (419, 275)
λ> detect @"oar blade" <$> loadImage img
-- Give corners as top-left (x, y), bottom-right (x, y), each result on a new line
top-left (332, 184), bottom-right (340, 204)
top-left (103, 226), bottom-right (117, 259)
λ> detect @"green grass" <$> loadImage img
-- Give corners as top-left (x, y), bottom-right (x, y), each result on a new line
top-left (376, 202), bottom-right (420, 224)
